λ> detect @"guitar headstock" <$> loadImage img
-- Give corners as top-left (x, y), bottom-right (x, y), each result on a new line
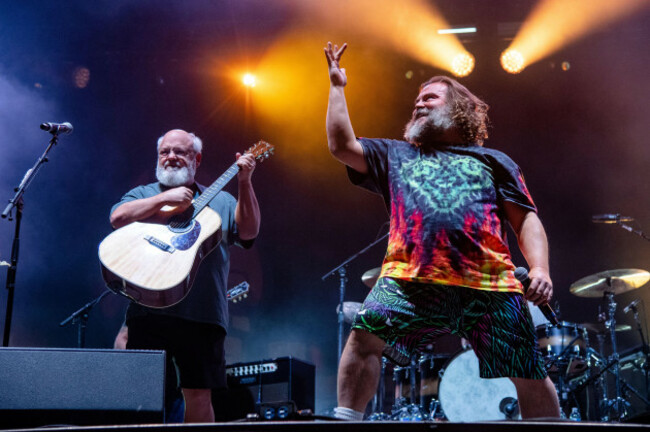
top-left (247, 140), bottom-right (274, 163)
top-left (226, 281), bottom-right (250, 303)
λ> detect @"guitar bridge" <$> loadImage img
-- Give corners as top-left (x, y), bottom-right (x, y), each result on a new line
top-left (144, 235), bottom-right (175, 253)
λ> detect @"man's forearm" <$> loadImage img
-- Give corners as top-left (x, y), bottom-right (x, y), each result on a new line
top-left (326, 85), bottom-right (356, 156)
top-left (517, 212), bottom-right (550, 272)
top-left (235, 180), bottom-right (260, 240)
top-left (110, 196), bottom-right (167, 229)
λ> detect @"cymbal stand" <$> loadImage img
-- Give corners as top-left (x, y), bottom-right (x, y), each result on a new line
top-left (629, 302), bottom-right (650, 410)
top-left (571, 355), bottom-right (618, 421)
top-left (580, 328), bottom-right (606, 420)
top-left (603, 289), bottom-right (629, 421)
top-left (593, 329), bottom-right (611, 421)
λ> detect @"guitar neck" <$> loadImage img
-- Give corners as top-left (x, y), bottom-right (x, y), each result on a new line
top-left (191, 162), bottom-right (239, 217)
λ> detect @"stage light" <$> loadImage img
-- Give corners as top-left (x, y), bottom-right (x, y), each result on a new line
top-left (500, 49), bottom-right (525, 74)
top-left (242, 73), bottom-right (256, 87)
top-left (437, 27), bottom-right (477, 35)
top-left (506, 0), bottom-right (649, 69)
top-left (291, 0), bottom-right (468, 76)
top-left (451, 52), bottom-right (474, 77)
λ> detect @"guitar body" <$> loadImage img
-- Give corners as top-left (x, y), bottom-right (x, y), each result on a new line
top-left (98, 207), bottom-right (223, 308)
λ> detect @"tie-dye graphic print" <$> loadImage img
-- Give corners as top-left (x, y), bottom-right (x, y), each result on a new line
top-left (348, 139), bottom-right (536, 293)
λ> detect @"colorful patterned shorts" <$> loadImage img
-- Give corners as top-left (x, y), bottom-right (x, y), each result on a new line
top-left (351, 277), bottom-right (547, 379)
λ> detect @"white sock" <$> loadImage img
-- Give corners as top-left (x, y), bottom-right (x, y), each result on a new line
top-left (333, 406), bottom-right (365, 421)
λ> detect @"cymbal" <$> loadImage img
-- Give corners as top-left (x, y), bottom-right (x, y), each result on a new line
top-left (336, 301), bottom-right (363, 324)
top-left (569, 269), bottom-right (650, 298)
top-left (580, 322), bottom-right (632, 333)
top-left (362, 267), bottom-right (381, 288)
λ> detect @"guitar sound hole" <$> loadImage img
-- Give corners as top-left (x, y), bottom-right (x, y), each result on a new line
top-left (168, 219), bottom-right (194, 233)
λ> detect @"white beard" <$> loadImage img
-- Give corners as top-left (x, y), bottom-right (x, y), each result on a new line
top-left (403, 104), bottom-right (454, 144)
top-left (156, 160), bottom-right (196, 187)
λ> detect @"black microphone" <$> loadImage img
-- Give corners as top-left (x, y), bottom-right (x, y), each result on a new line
top-left (623, 299), bottom-right (640, 314)
top-left (40, 122), bottom-right (73, 135)
top-left (592, 214), bottom-right (634, 224)
top-left (514, 267), bottom-right (559, 326)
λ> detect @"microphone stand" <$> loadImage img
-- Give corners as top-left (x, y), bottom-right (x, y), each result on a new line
top-left (617, 221), bottom-right (650, 242)
top-left (59, 290), bottom-right (112, 348)
top-left (322, 230), bottom-right (389, 363)
top-left (2, 132), bottom-right (62, 347)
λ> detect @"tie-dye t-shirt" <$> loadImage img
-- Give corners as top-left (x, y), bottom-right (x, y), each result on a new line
top-left (348, 138), bottom-right (536, 293)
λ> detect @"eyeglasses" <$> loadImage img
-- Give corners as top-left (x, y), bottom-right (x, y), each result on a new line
top-left (158, 147), bottom-right (194, 158)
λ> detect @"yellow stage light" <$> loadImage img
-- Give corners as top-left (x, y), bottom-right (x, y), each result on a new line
top-left (291, 0), bottom-right (467, 75)
top-left (451, 52), bottom-right (474, 77)
top-left (500, 49), bottom-right (525, 74)
top-left (507, 0), bottom-right (649, 69)
top-left (242, 73), bottom-right (256, 87)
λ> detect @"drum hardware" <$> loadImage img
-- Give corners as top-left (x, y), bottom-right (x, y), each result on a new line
top-left (419, 353), bottom-right (449, 420)
top-left (391, 355), bottom-right (426, 421)
top-left (569, 269), bottom-right (650, 298)
top-left (537, 322), bottom-right (588, 377)
top-left (336, 301), bottom-right (362, 325)
top-left (569, 270), bottom-right (650, 421)
top-left (321, 229), bottom-right (388, 362)
top-left (367, 358), bottom-right (391, 421)
top-left (499, 397), bottom-right (519, 420)
top-left (581, 323), bottom-right (632, 333)
top-left (626, 299), bottom-right (650, 411)
top-left (569, 353), bottom-right (618, 419)
top-left (361, 267), bottom-right (381, 288)
top-left (542, 329), bottom-right (586, 416)
top-left (604, 289), bottom-right (630, 420)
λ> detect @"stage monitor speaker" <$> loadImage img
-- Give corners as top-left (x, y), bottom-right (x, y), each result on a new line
top-left (223, 356), bottom-right (315, 415)
top-left (0, 347), bottom-right (165, 428)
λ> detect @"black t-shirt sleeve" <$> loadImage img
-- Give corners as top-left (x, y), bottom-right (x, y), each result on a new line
top-left (345, 138), bottom-right (391, 201)
top-left (490, 151), bottom-right (537, 212)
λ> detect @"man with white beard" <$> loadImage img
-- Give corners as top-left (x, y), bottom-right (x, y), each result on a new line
top-left (110, 129), bottom-right (260, 423)
top-left (324, 42), bottom-right (560, 420)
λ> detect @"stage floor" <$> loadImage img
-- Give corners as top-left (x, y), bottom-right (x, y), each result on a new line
top-left (3, 420), bottom-right (650, 432)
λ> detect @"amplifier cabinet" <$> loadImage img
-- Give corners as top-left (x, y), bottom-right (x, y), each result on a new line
top-left (226, 356), bottom-right (315, 412)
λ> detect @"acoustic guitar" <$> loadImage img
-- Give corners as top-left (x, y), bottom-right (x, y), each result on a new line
top-left (98, 141), bottom-right (273, 308)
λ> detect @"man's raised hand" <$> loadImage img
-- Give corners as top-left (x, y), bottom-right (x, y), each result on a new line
top-left (324, 41), bottom-right (348, 87)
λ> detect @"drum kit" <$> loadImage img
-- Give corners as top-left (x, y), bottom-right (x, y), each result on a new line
top-left (340, 267), bottom-right (650, 422)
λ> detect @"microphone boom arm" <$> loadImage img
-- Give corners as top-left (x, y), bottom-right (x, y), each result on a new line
top-left (618, 222), bottom-right (650, 242)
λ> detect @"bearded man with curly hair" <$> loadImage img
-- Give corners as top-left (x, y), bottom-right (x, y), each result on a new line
top-left (324, 42), bottom-right (560, 421)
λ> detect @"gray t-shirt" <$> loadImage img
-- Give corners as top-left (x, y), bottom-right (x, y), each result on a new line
top-left (111, 182), bottom-right (252, 331)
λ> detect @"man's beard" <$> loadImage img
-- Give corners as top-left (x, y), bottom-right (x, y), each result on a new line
top-left (403, 104), bottom-right (455, 146)
top-left (156, 160), bottom-right (196, 187)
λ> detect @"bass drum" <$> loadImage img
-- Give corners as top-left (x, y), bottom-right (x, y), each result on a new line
top-left (439, 349), bottom-right (520, 422)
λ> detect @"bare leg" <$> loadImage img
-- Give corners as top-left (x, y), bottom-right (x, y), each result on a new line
top-left (337, 329), bottom-right (386, 412)
top-left (510, 376), bottom-right (560, 419)
top-left (182, 388), bottom-right (215, 423)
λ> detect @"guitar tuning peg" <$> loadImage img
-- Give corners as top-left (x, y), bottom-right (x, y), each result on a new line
top-left (243, 293), bottom-right (248, 298)
top-left (233, 299), bottom-right (238, 303)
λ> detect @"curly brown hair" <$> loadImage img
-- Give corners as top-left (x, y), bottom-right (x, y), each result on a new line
top-left (420, 76), bottom-right (490, 146)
